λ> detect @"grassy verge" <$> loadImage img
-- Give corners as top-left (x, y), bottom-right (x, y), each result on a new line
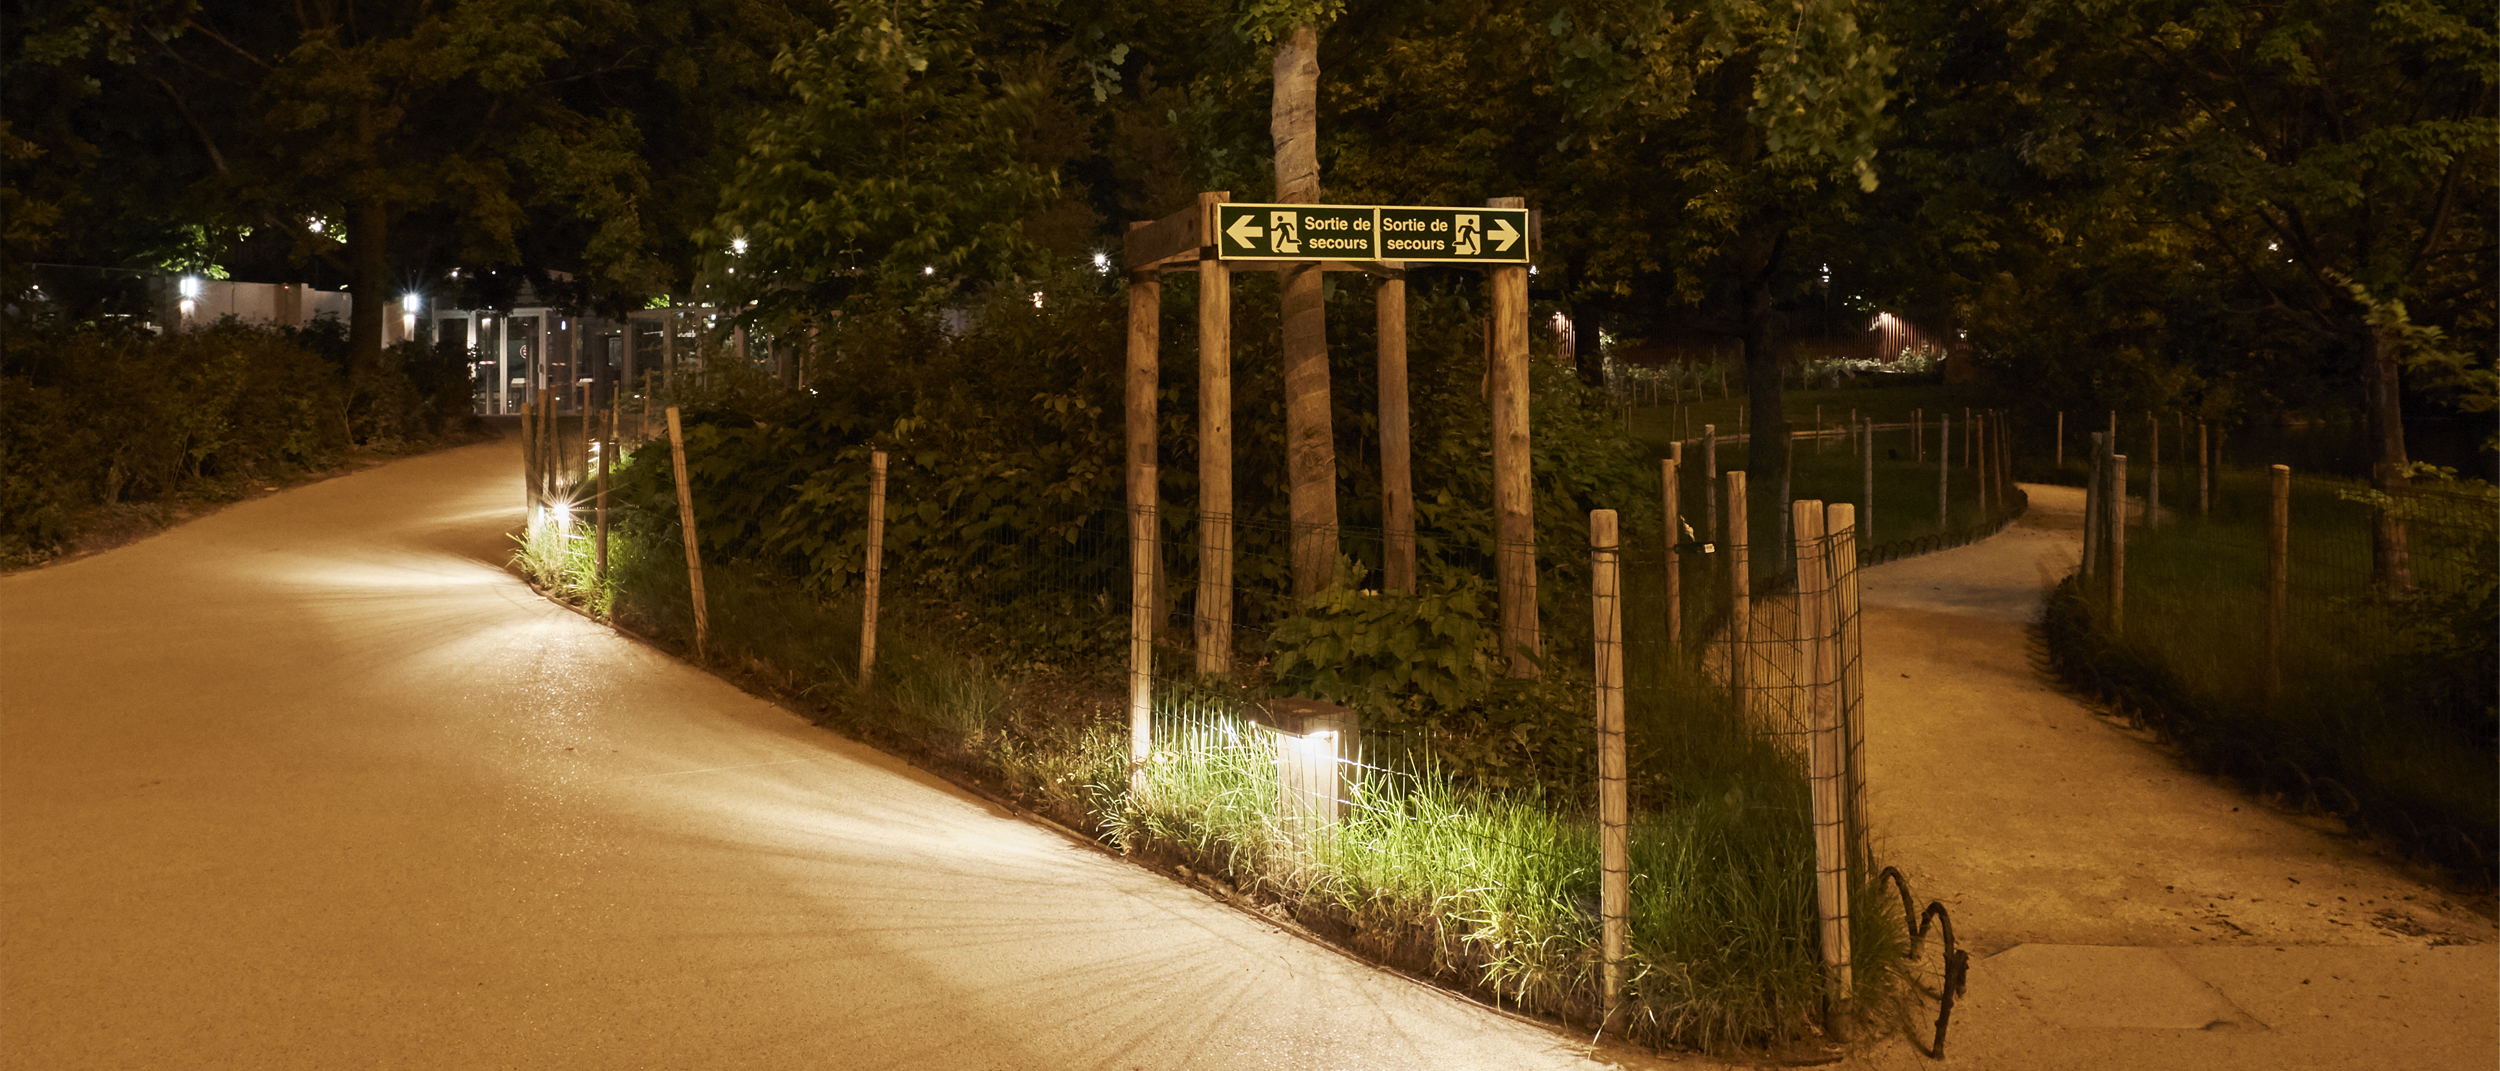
top-left (2039, 472), bottom-right (2497, 884)
top-left (514, 482), bottom-right (1914, 1053)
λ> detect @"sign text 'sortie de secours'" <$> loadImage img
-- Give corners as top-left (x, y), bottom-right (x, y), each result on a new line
top-left (1215, 203), bottom-right (1533, 265)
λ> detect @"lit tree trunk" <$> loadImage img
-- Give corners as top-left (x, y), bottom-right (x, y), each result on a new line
top-left (349, 197), bottom-right (389, 379)
top-left (2359, 315), bottom-right (2413, 593)
top-left (1273, 23), bottom-right (1337, 599)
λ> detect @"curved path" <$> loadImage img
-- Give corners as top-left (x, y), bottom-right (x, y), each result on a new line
top-left (1844, 484), bottom-right (2495, 1070)
top-left (0, 439), bottom-right (1647, 1070)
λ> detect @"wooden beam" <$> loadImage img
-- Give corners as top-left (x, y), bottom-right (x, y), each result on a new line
top-left (1488, 196), bottom-right (1538, 676)
top-left (1196, 193), bottom-right (1235, 676)
top-left (1378, 270), bottom-right (1414, 593)
top-left (1122, 196), bottom-right (1213, 272)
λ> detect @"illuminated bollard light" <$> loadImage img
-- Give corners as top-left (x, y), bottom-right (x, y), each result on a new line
top-left (1250, 698), bottom-right (1360, 838)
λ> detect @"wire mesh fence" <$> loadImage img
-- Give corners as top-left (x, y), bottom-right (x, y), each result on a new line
top-left (2053, 447), bottom-right (2497, 881)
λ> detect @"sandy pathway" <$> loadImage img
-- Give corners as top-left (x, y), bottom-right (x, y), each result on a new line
top-left (1841, 483), bottom-right (2494, 1070)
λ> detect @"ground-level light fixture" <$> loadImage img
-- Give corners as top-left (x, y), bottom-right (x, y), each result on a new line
top-left (1249, 698), bottom-right (1360, 834)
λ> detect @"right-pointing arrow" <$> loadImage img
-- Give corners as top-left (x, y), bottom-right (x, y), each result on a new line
top-left (1225, 214), bottom-right (1264, 250)
top-left (1490, 217), bottom-right (1520, 253)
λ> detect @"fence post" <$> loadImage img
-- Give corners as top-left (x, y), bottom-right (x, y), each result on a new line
top-left (1726, 471), bottom-right (1751, 715)
top-left (1129, 466), bottom-right (1157, 799)
top-left (1936, 412), bottom-right (1951, 535)
top-left (860, 450), bottom-right (888, 691)
top-left (1703, 424), bottom-right (1720, 572)
top-left (2267, 464), bottom-right (2290, 705)
top-left (521, 392), bottom-right (538, 511)
top-left (1861, 418), bottom-right (1875, 544)
top-left (1816, 404), bottom-right (1824, 455)
top-left (1591, 509), bottom-right (1629, 1021)
top-left (2108, 454), bottom-right (2127, 634)
top-left (2056, 410), bottom-right (2064, 470)
top-left (1199, 199), bottom-right (1239, 671)
top-left (1125, 251), bottom-right (1164, 637)
top-left (1913, 408), bottom-right (1924, 463)
top-left (1977, 412), bottom-right (1993, 517)
top-left (2199, 423), bottom-right (2212, 515)
top-left (1781, 424), bottom-right (1797, 574)
top-left (1662, 449), bottom-right (1682, 648)
top-left (595, 403), bottom-right (613, 585)
top-left (664, 406), bottom-right (708, 660)
top-left (1793, 499), bottom-right (1852, 1038)
top-left (1831, 502), bottom-right (1866, 877)
top-left (2147, 411), bottom-right (2161, 531)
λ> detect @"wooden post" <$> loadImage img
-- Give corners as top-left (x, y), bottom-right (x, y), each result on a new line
top-left (665, 407), bottom-right (708, 660)
top-left (2082, 432), bottom-right (2105, 581)
top-left (520, 391), bottom-right (538, 510)
top-left (1913, 408), bottom-right (1924, 463)
top-left (1936, 412), bottom-right (1951, 534)
top-left (1977, 412), bottom-right (1992, 517)
top-left (1377, 268), bottom-right (1415, 594)
top-left (1489, 197), bottom-right (1538, 676)
top-left (1849, 409), bottom-right (1858, 455)
top-left (1861, 419), bottom-right (1875, 543)
top-left (2266, 464), bottom-right (2290, 704)
top-left (2106, 409), bottom-right (2117, 455)
top-left (860, 451), bottom-right (888, 690)
top-left (1793, 499), bottom-right (1852, 1036)
top-left (1125, 248), bottom-right (1163, 639)
top-left (1816, 404), bottom-right (1825, 455)
top-left (1662, 450), bottom-right (1682, 648)
top-left (1591, 509), bottom-right (1629, 1019)
top-left (2199, 423), bottom-right (2211, 515)
top-left (1964, 407), bottom-right (1974, 468)
top-left (640, 378), bottom-right (652, 444)
top-left (1703, 424), bottom-right (1720, 567)
top-left (1130, 467), bottom-right (1158, 797)
top-left (1780, 424), bottom-right (1797, 575)
top-left (1195, 200), bottom-right (1238, 673)
top-left (2108, 454), bottom-right (2127, 634)
top-left (1831, 501), bottom-right (1866, 875)
top-left (595, 403), bottom-right (613, 584)
top-left (2056, 410), bottom-right (2064, 469)
top-left (2147, 411), bottom-right (2161, 531)
top-left (1726, 471), bottom-right (1751, 715)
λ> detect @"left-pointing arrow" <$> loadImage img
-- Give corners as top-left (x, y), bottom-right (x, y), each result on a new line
top-left (1226, 214), bottom-right (1265, 250)
top-left (1490, 217), bottom-right (1520, 253)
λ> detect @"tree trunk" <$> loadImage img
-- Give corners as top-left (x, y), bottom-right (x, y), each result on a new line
top-left (1740, 271), bottom-right (1786, 566)
top-left (1273, 24), bottom-right (1337, 599)
top-left (349, 198), bottom-right (390, 380)
top-left (2359, 313), bottom-right (2413, 593)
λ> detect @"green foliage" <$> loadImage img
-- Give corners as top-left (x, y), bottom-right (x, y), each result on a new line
top-left (1268, 567), bottom-right (1497, 713)
top-left (0, 321), bottom-right (471, 562)
top-left (710, 1), bottom-right (1058, 317)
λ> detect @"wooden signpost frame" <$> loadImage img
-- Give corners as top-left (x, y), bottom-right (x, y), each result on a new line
top-left (1121, 191), bottom-right (1540, 692)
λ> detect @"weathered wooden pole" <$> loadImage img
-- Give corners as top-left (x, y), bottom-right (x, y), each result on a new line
top-left (1831, 501), bottom-right (1866, 873)
top-left (1591, 509), bottom-right (1629, 1019)
top-left (1489, 196), bottom-right (1539, 676)
top-left (664, 406), bottom-right (708, 660)
top-left (860, 450), bottom-right (888, 691)
top-left (520, 390), bottom-right (538, 511)
top-left (2082, 432), bottom-right (2106, 582)
top-left (1662, 449), bottom-right (1682, 648)
top-left (1703, 424), bottom-right (1720, 569)
top-left (2055, 410), bottom-right (2064, 469)
top-left (1195, 197), bottom-right (1237, 674)
top-left (2108, 454), bottom-right (2127, 634)
top-left (1793, 499), bottom-right (1852, 1038)
top-left (1727, 471), bottom-right (1751, 714)
top-left (1780, 424), bottom-right (1797, 574)
top-left (1378, 268), bottom-right (1416, 594)
top-left (1936, 412), bottom-right (1951, 534)
top-left (2147, 411), bottom-right (2161, 531)
top-left (1861, 418), bottom-right (1875, 543)
top-left (1125, 240), bottom-right (1164, 635)
top-left (2199, 423), bottom-right (2211, 515)
top-left (2266, 464), bottom-right (2290, 705)
top-left (595, 403), bottom-right (613, 585)
top-left (1130, 466), bottom-right (1158, 797)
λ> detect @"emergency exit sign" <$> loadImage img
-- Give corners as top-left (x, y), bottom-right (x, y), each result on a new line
top-left (1215, 203), bottom-right (1532, 264)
